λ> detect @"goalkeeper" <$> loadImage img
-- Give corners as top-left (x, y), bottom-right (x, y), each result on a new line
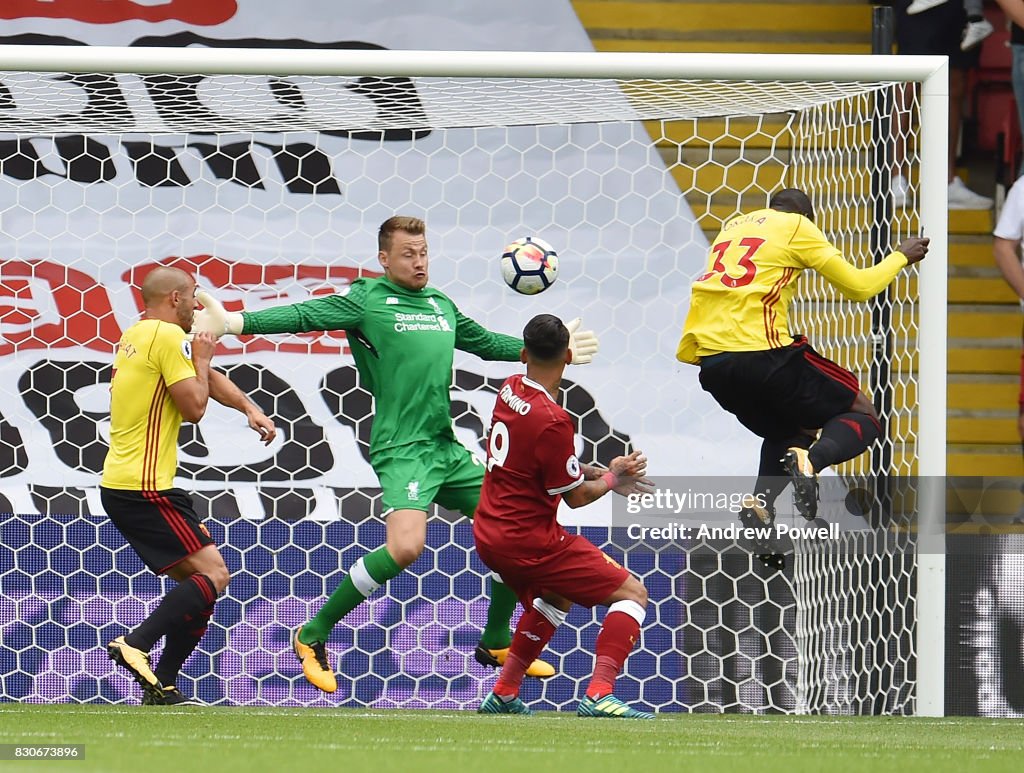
top-left (677, 189), bottom-right (929, 562)
top-left (193, 215), bottom-right (599, 692)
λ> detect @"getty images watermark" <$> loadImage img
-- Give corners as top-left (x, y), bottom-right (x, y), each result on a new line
top-left (622, 487), bottom-right (839, 541)
top-left (618, 484), bottom-right (838, 543)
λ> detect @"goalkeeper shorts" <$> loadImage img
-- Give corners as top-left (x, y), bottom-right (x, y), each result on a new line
top-left (372, 440), bottom-right (485, 518)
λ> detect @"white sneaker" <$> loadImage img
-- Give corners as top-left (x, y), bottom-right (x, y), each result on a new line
top-left (892, 175), bottom-right (910, 207)
top-left (947, 176), bottom-right (993, 210)
top-left (962, 18), bottom-right (994, 51)
top-left (907, 0), bottom-right (948, 14)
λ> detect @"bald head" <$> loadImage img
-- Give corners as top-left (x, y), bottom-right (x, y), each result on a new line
top-left (140, 266), bottom-right (197, 331)
top-left (142, 266), bottom-right (193, 307)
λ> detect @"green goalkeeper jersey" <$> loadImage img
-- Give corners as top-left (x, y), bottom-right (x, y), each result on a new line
top-left (241, 276), bottom-right (523, 453)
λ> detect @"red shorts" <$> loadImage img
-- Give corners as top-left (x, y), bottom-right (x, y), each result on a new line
top-left (475, 530), bottom-right (630, 608)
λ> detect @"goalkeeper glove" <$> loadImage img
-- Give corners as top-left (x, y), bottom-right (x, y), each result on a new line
top-left (565, 317), bottom-right (599, 365)
top-left (192, 290), bottom-right (244, 338)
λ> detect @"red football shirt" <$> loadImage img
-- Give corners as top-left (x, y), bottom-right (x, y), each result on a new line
top-left (474, 374), bottom-right (585, 558)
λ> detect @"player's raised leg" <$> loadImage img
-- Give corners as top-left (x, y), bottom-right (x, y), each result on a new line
top-left (293, 509), bottom-right (418, 692)
top-left (784, 391), bottom-right (881, 521)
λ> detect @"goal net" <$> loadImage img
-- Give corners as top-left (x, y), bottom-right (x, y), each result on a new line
top-left (0, 48), bottom-right (946, 713)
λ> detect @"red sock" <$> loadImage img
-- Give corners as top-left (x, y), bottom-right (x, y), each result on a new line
top-left (493, 607), bottom-right (556, 698)
top-left (585, 610), bottom-right (640, 699)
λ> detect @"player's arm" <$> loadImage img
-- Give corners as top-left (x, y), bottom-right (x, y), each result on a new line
top-left (563, 450), bottom-right (649, 508)
top-left (794, 220), bottom-right (928, 301)
top-left (208, 370), bottom-right (278, 446)
top-left (453, 307), bottom-right (523, 361)
top-left (192, 283), bottom-right (367, 337)
top-left (166, 331), bottom-right (214, 423)
top-left (454, 308), bottom-right (600, 364)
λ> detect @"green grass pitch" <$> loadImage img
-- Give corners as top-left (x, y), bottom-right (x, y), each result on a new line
top-left (2, 703), bottom-right (1023, 773)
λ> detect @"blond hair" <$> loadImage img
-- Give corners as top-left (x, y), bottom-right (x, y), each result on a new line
top-left (378, 216), bottom-right (425, 251)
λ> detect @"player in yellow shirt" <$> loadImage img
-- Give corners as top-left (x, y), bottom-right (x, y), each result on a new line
top-left (102, 266), bottom-right (277, 705)
top-left (678, 189), bottom-right (929, 561)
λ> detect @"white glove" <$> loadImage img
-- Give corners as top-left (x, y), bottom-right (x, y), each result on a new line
top-left (566, 317), bottom-right (599, 365)
top-left (192, 289), bottom-right (244, 338)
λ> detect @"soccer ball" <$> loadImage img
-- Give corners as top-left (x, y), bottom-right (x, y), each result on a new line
top-left (500, 237), bottom-right (559, 295)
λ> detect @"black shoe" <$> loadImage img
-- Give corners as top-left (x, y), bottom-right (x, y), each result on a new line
top-left (143, 684), bottom-right (200, 706)
top-left (757, 553), bottom-right (786, 571)
top-left (474, 643), bottom-right (555, 678)
top-left (737, 495), bottom-right (776, 552)
top-left (782, 448), bottom-right (819, 521)
top-left (474, 643), bottom-right (501, 669)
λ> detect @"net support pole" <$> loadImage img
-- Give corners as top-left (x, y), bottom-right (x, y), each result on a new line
top-left (869, 6), bottom-right (895, 522)
top-left (915, 61), bottom-right (949, 718)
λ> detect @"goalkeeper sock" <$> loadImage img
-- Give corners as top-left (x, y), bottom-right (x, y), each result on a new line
top-left (808, 413), bottom-right (881, 471)
top-left (299, 546), bottom-right (402, 644)
top-left (154, 602), bottom-right (214, 687)
top-left (493, 605), bottom-right (557, 698)
top-left (479, 574), bottom-right (518, 649)
top-left (124, 573), bottom-right (217, 653)
top-left (585, 600), bottom-right (645, 700)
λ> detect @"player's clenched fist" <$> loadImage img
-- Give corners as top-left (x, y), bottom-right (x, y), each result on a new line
top-left (189, 331), bottom-right (217, 365)
top-left (897, 236), bottom-right (929, 265)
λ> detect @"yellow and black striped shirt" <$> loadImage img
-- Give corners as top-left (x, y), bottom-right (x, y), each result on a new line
top-left (677, 208), bottom-right (907, 364)
top-left (101, 319), bottom-right (196, 491)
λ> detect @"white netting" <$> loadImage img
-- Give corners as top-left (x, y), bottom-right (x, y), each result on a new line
top-left (0, 57), bottom-right (931, 713)
top-left (0, 72), bottom-right (889, 132)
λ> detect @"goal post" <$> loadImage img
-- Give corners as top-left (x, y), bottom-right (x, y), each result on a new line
top-left (0, 47), bottom-right (947, 714)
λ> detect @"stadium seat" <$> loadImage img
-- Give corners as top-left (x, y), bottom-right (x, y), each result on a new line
top-left (966, 4), bottom-right (1022, 185)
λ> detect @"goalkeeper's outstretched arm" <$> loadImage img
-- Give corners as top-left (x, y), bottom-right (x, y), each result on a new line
top-left (191, 286), bottom-right (365, 337)
top-left (453, 309), bottom-right (600, 365)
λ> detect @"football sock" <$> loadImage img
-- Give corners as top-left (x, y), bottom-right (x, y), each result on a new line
top-left (124, 573), bottom-right (218, 653)
top-left (299, 546), bottom-right (402, 644)
top-left (754, 439), bottom-right (789, 508)
top-left (808, 413), bottom-right (881, 471)
top-left (479, 575), bottom-right (518, 649)
top-left (756, 435), bottom-right (810, 507)
top-left (493, 606), bottom-right (558, 698)
top-left (585, 601), bottom-right (644, 700)
top-left (154, 602), bottom-right (214, 687)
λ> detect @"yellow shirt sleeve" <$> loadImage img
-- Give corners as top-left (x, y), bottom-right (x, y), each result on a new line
top-left (151, 322), bottom-right (196, 387)
top-left (790, 218), bottom-right (908, 301)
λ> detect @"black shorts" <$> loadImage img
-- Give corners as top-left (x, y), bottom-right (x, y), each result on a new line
top-left (698, 337), bottom-right (860, 442)
top-left (100, 487), bottom-right (215, 574)
top-left (895, 0), bottom-right (980, 70)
